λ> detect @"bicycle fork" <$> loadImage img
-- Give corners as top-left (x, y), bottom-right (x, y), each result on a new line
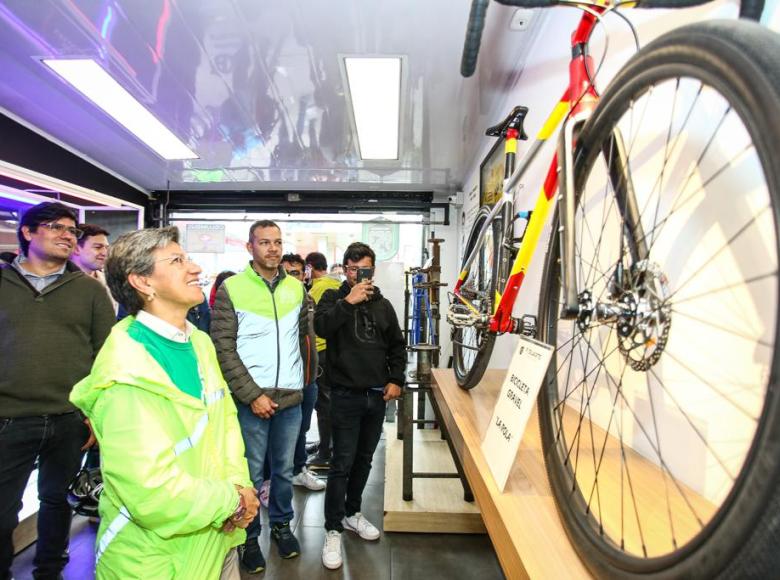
top-left (556, 114), bottom-right (650, 322)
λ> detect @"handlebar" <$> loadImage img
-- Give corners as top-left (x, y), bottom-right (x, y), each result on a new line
top-left (460, 0), bottom-right (765, 77)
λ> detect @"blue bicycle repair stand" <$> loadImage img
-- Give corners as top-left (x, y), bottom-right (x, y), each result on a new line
top-left (399, 235), bottom-right (473, 503)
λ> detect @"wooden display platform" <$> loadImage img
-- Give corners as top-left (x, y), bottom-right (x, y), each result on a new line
top-left (383, 423), bottom-right (486, 534)
top-left (13, 513), bottom-right (37, 555)
top-left (432, 368), bottom-right (591, 580)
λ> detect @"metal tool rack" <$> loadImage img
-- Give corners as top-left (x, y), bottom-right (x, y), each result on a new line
top-left (398, 235), bottom-right (473, 502)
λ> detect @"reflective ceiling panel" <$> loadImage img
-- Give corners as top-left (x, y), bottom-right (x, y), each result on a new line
top-left (0, 0), bottom-right (543, 194)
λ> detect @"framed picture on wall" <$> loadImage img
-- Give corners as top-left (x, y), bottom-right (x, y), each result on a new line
top-left (479, 138), bottom-right (505, 208)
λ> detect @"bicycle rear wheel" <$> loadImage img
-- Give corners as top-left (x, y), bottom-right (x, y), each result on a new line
top-left (538, 20), bottom-right (780, 578)
top-left (452, 205), bottom-right (506, 389)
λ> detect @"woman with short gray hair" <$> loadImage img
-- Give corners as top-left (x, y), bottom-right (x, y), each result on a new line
top-left (70, 227), bottom-right (259, 579)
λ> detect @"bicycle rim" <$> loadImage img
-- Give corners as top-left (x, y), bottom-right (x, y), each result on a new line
top-left (538, 20), bottom-right (780, 576)
top-left (453, 206), bottom-right (503, 388)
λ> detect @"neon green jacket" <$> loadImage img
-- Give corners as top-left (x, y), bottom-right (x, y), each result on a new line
top-left (70, 317), bottom-right (252, 580)
top-left (309, 275), bottom-right (342, 352)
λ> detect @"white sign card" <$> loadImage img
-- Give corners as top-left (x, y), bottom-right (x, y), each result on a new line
top-left (481, 336), bottom-right (554, 492)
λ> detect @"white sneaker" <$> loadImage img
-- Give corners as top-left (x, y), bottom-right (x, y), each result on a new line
top-left (321, 530), bottom-right (343, 569)
top-left (342, 512), bottom-right (380, 541)
top-left (292, 467), bottom-right (326, 491)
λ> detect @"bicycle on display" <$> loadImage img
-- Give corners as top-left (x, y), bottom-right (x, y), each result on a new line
top-left (447, 0), bottom-right (780, 576)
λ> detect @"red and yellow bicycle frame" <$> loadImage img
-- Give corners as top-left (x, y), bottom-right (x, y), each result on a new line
top-left (454, 8), bottom-right (604, 334)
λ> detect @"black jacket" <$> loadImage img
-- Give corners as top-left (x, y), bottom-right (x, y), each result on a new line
top-left (314, 281), bottom-right (406, 390)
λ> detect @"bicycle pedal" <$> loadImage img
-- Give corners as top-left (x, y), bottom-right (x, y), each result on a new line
top-left (513, 314), bottom-right (537, 338)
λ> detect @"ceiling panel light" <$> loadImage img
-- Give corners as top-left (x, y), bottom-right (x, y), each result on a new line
top-left (42, 58), bottom-right (198, 160)
top-left (344, 57), bottom-right (401, 160)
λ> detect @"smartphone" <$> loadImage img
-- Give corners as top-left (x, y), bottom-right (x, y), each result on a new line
top-left (357, 268), bottom-right (373, 283)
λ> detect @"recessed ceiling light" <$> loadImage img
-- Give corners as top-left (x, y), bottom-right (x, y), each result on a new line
top-left (344, 57), bottom-right (401, 160)
top-left (42, 58), bottom-right (198, 160)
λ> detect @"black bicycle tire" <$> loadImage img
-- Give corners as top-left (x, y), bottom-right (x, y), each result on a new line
top-left (461, 0), bottom-right (490, 78)
top-left (453, 205), bottom-right (504, 389)
top-left (537, 19), bottom-right (780, 578)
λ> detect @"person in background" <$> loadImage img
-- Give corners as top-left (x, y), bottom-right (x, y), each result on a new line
top-left (211, 220), bottom-right (307, 572)
top-left (281, 254), bottom-right (325, 492)
top-left (304, 251), bottom-right (342, 470)
top-left (71, 223), bottom-right (117, 313)
top-left (314, 242), bottom-right (405, 570)
top-left (186, 291), bottom-right (211, 332)
top-left (71, 223), bottom-right (116, 474)
top-left (329, 263), bottom-right (344, 280)
top-left (70, 227), bottom-right (258, 580)
top-left (0, 202), bottom-right (115, 580)
top-left (209, 271), bottom-right (236, 309)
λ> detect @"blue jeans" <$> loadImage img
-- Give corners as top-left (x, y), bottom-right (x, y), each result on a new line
top-left (236, 402), bottom-right (301, 537)
top-left (261, 383), bottom-right (316, 479)
top-left (294, 383), bottom-right (318, 475)
top-left (0, 413), bottom-right (88, 580)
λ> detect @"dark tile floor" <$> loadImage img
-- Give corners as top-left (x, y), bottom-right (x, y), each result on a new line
top-left (12, 433), bottom-right (505, 580)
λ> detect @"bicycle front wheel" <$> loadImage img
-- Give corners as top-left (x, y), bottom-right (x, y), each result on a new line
top-left (538, 20), bottom-right (780, 578)
top-left (452, 205), bottom-right (505, 389)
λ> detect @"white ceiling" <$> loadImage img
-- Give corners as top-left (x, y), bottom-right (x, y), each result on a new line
top-left (0, 0), bottom-right (543, 196)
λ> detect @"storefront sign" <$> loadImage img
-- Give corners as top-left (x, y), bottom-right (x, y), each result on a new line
top-left (482, 336), bottom-right (554, 492)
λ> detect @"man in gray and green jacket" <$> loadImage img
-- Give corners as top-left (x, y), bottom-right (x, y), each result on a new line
top-left (210, 219), bottom-right (310, 573)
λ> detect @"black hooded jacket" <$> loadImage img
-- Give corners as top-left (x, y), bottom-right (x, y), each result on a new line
top-left (314, 281), bottom-right (406, 390)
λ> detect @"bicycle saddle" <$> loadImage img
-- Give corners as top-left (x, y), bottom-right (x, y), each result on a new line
top-left (486, 105), bottom-right (529, 140)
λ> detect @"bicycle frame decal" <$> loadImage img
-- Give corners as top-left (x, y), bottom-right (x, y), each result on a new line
top-left (490, 157), bottom-right (560, 333)
top-left (538, 102), bottom-right (570, 141)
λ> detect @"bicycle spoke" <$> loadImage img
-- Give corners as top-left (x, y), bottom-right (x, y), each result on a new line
top-left (648, 367), bottom-right (738, 481)
top-left (583, 327), bottom-right (625, 522)
top-left (647, 78), bottom-right (682, 251)
top-left (671, 270), bottom-right (777, 307)
top-left (645, 362), bottom-right (679, 549)
top-left (661, 349), bottom-right (757, 420)
top-left (638, 104), bottom-right (731, 250)
top-left (670, 307), bottom-right (774, 349)
top-left (580, 340), bottom-right (707, 528)
top-left (638, 139), bottom-right (754, 260)
top-left (666, 206), bottom-right (770, 303)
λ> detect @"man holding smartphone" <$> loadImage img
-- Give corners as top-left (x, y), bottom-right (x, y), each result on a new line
top-left (313, 242), bottom-right (405, 570)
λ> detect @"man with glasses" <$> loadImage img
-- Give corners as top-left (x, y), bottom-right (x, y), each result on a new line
top-left (280, 254), bottom-right (324, 493)
top-left (314, 242), bottom-right (405, 570)
top-left (211, 221), bottom-right (308, 572)
top-left (0, 202), bottom-right (115, 580)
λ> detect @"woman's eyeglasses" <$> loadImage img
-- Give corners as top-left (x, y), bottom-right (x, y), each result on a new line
top-left (156, 254), bottom-right (195, 268)
top-left (39, 222), bottom-right (84, 239)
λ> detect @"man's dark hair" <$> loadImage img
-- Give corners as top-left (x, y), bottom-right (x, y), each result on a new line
top-left (343, 242), bottom-right (375, 267)
top-left (281, 253), bottom-right (304, 268)
top-left (76, 224), bottom-right (110, 247)
top-left (248, 219), bottom-right (280, 241)
top-left (18, 202), bottom-right (78, 256)
top-left (305, 251), bottom-right (328, 271)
